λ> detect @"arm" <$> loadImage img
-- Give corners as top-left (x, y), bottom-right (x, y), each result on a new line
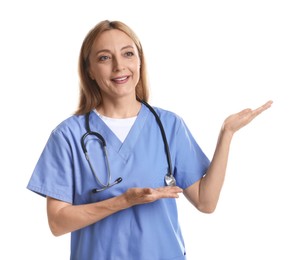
top-left (47, 186), bottom-right (182, 236)
top-left (184, 100), bottom-right (273, 213)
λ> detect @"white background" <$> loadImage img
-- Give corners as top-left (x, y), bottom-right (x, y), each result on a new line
top-left (1, 0), bottom-right (295, 259)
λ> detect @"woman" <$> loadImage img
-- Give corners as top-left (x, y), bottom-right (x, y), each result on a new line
top-left (27, 20), bottom-right (272, 259)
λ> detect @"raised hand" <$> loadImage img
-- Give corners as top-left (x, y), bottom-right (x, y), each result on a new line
top-left (222, 100), bottom-right (273, 135)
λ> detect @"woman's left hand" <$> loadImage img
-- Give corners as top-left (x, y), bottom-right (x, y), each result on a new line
top-left (222, 100), bottom-right (273, 135)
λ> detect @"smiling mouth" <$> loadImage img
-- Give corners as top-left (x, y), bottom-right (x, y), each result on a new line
top-left (111, 76), bottom-right (129, 84)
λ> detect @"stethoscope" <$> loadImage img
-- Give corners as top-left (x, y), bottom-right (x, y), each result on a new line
top-left (81, 100), bottom-right (176, 193)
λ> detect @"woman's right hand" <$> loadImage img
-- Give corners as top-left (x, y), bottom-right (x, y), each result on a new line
top-left (123, 186), bottom-right (183, 206)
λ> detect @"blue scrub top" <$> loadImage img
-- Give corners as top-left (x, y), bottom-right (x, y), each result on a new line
top-left (27, 104), bottom-right (210, 260)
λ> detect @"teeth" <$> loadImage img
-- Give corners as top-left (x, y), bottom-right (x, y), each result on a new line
top-left (115, 77), bottom-right (127, 81)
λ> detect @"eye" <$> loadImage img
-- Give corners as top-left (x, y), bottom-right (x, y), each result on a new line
top-left (125, 51), bottom-right (134, 57)
top-left (98, 55), bottom-right (110, 62)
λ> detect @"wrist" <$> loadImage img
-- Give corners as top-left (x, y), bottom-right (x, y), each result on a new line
top-left (113, 193), bottom-right (132, 210)
top-left (219, 126), bottom-right (234, 142)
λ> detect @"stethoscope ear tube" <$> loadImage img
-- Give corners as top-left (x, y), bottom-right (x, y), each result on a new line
top-left (81, 113), bottom-right (107, 154)
top-left (92, 177), bottom-right (123, 193)
top-left (81, 131), bottom-right (107, 152)
top-left (82, 112), bottom-right (118, 192)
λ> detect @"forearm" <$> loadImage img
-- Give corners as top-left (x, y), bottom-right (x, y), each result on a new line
top-left (185, 101), bottom-right (272, 213)
top-left (198, 128), bottom-right (233, 212)
top-left (47, 186), bottom-right (182, 236)
top-left (47, 194), bottom-right (129, 236)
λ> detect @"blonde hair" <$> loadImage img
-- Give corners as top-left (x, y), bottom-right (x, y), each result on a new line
top-left (75, 20), bottom-right (149, 115)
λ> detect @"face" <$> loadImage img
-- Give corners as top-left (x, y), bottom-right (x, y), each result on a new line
top-left (88, 29), bottom-right (141, 102)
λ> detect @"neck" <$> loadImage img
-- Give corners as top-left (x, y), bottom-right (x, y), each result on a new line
top-left (96, 97), bottom-right (141, 118)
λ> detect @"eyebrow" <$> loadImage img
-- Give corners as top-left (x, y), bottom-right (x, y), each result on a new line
top-left (95, 45), bottom-right (135, 55)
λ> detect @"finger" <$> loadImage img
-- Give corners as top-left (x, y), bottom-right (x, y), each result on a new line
top-left (155, 186), bottom-right (183, 193)
top-left (256, 100), bottom-right (273, 111)
top-left (252, 100), bottom-right (273, 116)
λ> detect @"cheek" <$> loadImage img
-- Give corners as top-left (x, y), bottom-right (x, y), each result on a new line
top-left (91, 65), bottom-right (110, 81)
top-left (130, 62), bottom-right (141, 76)
top-left (89, 68), bottom-right (108, 88)
top-left (131, 68), bottom-right (140, 84)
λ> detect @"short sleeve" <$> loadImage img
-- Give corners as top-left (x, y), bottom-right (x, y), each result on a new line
top-left (173, 118), bottom-right (210, 189)
top-left (27, 129), bottom-right (74, 203)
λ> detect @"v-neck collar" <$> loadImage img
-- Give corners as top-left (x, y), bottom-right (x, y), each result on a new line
top-left (88, 104), bottom-right (150, 162)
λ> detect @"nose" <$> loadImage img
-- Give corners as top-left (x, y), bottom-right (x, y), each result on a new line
top-left (112, 56), bottom-right (125, 72)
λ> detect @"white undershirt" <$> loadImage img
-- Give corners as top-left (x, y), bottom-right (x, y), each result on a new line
top-left (94, 110), bottom-right (137, 142)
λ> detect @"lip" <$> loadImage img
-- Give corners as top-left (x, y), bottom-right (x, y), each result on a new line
top-left (111, 75), bottom-right (130, 84)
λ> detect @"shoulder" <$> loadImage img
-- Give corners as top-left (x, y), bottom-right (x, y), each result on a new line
top-left (51, 114), bottom-right (85, 137)
top-left (152, 106), bottom-right (182, 122)
top-left (149, 106), bottom-right (185, 131)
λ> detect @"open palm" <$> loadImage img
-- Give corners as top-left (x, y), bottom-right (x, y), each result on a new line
top-left (223, 100), bottom-right (273, 134)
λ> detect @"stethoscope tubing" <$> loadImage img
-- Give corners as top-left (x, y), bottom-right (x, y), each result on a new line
top-left (139, 100), bottom-right (173, 178)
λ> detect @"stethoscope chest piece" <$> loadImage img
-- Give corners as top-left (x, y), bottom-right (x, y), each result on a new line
top-left (165, 174), bottom-right (176, 186)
